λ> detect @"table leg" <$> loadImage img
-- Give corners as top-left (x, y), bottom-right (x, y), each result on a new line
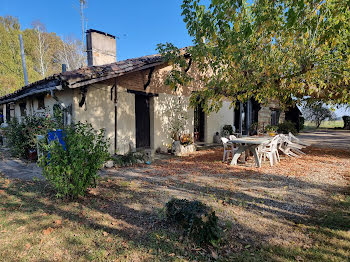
top-left (230, 145), bottom-right (247, 165)
top-left (251, 146), bottom-right (261, 168)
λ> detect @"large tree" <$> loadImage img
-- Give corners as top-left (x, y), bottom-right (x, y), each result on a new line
top-left (303, 102), bottom-right (335, 128)
top-left (157, 0), bottom-right (350, 112)
top-left (0, 16), bottom-right (40, 96)
top-left (0, 16), bottom-right (85, 96)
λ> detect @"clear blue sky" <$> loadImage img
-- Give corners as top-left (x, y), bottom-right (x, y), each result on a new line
top-left (1, 0), bottom-right (349, 116)
top-left (1, 0), bottom-right (193, 61)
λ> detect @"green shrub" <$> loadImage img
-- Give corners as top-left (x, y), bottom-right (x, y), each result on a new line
top-left (113, 152), bottom-right (145, 167)
top-left (222, 124), bottom-right (233, 136)
top-left (278, 120), bottom-right (298, 134)
top-left (165, 198), bottom-right (221, 246)
top-left (4, 117), bottom-right (27, 157)
top-left (38, 122), bottom-right (110, 199)
top-left (4, 113), bottom-right (60, 158)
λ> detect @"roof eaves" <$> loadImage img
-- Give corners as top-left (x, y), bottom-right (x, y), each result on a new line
top-left (0, 78), bottom-right (61, 105)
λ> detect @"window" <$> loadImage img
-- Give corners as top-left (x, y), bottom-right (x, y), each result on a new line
top-left (37, 95), bottom-right (45, 110)
top-left (270, 109), bottom-right (280, 126)
top-left (19, 102), bottom-right (26, 117)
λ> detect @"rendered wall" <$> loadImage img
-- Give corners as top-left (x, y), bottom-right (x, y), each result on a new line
top-left (205, 101), bottom-right (234, 143)
top-left (11, 89), bottom-right (74, 120)
top-left (152, 93), bottom-right (194, 151)
top-left (116, 87), bottom-right (136, 155)
top-left (72, 84), bottom-right (115, 154)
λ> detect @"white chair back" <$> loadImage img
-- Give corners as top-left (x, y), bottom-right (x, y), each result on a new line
top-left (221, 137), bottom-right (230, 150)
top-left (288, 132), bottom-right (298, 142)
top-left (221, 137), bottom-right (229, 144)
top-left (229, 135), bottom-right (236, 140)
top-left (267, 135), bottom-right (280, 150)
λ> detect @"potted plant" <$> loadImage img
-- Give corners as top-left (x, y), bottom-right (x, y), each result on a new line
top-left (265, 125), bottom-right (278, 136)
top-left (173, 133), bottom-right (196, 156)
top-left (222, 124), bottom-right (234, 137)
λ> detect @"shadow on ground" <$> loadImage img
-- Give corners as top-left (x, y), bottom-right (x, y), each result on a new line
top-left (0, 146), bottom-right (349, 261)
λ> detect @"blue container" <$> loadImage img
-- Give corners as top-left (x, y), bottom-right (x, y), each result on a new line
top-left (48, 129), bottom-right (66, 150)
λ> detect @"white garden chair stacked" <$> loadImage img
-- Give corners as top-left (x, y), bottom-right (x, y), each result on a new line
top-left (288, 132), bottom-right (310, 147)
top-left (221, 137), bottom-right (238, 162)
top-left (278, 133), bottom-right (308, 158)
top-left (257, 135), bottom-right (281, 167)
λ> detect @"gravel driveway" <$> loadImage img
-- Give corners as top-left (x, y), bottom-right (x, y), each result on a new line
top-left (298, 129), bottom-right (350, 150)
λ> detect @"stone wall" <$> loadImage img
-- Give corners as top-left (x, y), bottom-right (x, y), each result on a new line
top-left (258, 100), bottom-right (285, 128)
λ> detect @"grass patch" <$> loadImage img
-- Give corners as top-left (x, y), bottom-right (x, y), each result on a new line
top-left (0, 176), bottom-right (211, 261)
top-left (304, 120), bottom-right (344, 130)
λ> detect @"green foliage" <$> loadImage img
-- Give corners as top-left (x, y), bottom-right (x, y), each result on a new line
top-left (277, 121), bottom-right (297, 135)
top-left (38, 122), bottom-right (110, 199)
top-left (265, 125), bottom-right (278, 132)
top-left (0, 16), bottom-right (85, 96)
top-left (222, 124), bottom-right (233, 136)
top-left (3, 117), bottom-right (27, 157)
top-left (158, 0), bottom-right (350, 111)
top-left (113, 152), bottom-right (145, 167)
top-left (0, 16), bottom-right (39, 95)
top-left (167, 97), bottom-right (189, 141)
top-left (165, 198), bottom-right (221, 246)
top-left (4, 112), bottom-right (60, 158)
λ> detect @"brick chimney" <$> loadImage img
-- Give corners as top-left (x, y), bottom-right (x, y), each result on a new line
top-left (86, 29), bottom-right (116, 66)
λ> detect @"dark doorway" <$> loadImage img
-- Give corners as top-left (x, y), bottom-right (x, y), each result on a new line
top-left (135, 94), bottom-right (150, 148)
top-left (6, 104), bottom-right (11, 122)
top-left (234, 99), bottom-right (261, 135)
top-left (285, 105), bottom-right (302, 132)
top-left (194, 104), bottom-right (205, 142)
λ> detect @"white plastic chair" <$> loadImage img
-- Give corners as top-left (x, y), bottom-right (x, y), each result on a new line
top-left (258, 135), bottom-right (281, 166)
top-left (229, 134), bottom-right (237, 140)
top-left (288, 132), bottom-right (310, 147)
top-left (279, 134), bottom-right (305, 157)
top-left (221, 137), bottom-right (237, 162)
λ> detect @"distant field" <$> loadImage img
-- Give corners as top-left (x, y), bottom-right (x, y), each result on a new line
top-left (304, 120), bottom-right (344, 129)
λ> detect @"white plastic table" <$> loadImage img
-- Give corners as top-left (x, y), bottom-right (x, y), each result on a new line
top-left (228, 136), bottom-right (271, 167)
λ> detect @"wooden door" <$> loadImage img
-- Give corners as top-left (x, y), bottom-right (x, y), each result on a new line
top-left (135, 94), bottom-right (150, 148)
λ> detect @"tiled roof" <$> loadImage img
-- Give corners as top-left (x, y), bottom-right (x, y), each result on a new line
top-left (0, 53), bottom-right (165, 103)
top-left (60, 53), bottom-right (164, 88)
